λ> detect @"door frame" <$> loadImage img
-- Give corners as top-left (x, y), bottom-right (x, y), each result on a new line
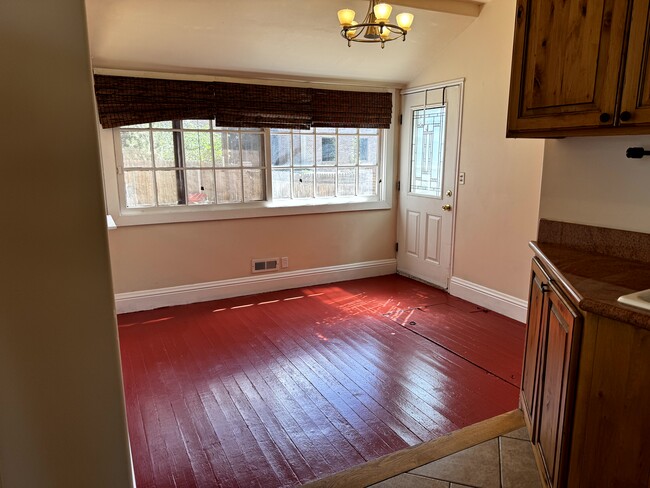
top-left (398, 78), bottom-right (465, 287)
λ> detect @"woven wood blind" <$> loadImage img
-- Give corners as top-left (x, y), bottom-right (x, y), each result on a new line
top-left (94, 75), bottom-right (392, 129)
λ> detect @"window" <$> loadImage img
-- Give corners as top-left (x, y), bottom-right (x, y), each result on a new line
top-left (269, 127), bottom-right (381, 200)
top-left (113, 120), bottom-right (385, 217)
top-left (118, 121), bottom-right (265, 208)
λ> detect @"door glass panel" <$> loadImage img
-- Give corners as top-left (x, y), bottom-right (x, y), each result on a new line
top-left (409, 106), bottom-right (446, 198)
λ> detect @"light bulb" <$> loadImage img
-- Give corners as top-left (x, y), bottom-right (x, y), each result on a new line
top-left (373, 3), bottom-right (392, 22)
top-left (396, 12), bottom-right (414, 31)
top-left (337, 9), bottom-right (356, 26)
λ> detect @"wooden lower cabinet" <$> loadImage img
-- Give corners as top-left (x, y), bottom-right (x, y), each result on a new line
top-left (523, 258), bottom-right (650, 487)
top-left (522, 259), bottom-right (581, 487)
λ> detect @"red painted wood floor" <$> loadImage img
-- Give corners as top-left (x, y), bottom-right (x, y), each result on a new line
top-left (118, 275), bottom-right (525, 487)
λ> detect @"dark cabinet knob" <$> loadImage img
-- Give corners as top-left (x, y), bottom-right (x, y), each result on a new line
top-left (620, 111), bottom-right (632, 122)
top-left (599, 113), bottom-right (611, 123)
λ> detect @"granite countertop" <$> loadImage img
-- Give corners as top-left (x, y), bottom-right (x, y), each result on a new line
top-left (530, 240), bottom-right (650, 330)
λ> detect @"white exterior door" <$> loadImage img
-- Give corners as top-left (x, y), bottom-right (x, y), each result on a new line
top-left (397, 83), bottom-right (462, 288)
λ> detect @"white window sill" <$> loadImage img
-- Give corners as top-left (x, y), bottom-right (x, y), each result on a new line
top-left (107, 214), bottom-right (117, 229)
top-left (110, 199), bottom-right (392, 227)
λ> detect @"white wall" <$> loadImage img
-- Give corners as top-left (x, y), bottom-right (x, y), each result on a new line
top-left (0, 0), bottom-right (133, 486)
top-left (408, 0), bottom-right (545, 300)
top-left (540, 135), bottom-right (650, 233)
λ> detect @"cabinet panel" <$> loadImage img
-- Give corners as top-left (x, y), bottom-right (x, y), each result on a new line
top-left (536, 287), bottom-right (581, 487)
top-left (568, 316), bottom-right (650, 487)
top-left (620, 0), bottom-right (650, 125)
top-left (521, 260), bottom-right (547, 431)
top-left (507, 0), bottom-right (630, 135)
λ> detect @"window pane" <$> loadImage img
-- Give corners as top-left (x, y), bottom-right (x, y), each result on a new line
top-left (124, 171), bottom-right (155, 207)
top-left (337, 135), bottom-right (358, 166)
top-left (225, 132), bottom-right (241, 167)
top-left (184, 131), bottom-right (213, 168)
top-left (337, 168), bottom-right (356, 196)
top-left (360, 128), bottom-right (379, 135)
top-left (293, 134), bottom-right (315, 167)
top-left (317, 136), bottom-right (336, 166)
top-left (156, 170), bottom-right (183, 206)
top-left (359, 136), bottom-right (378, 165)
top-left (315, 127), bottom-right (336, 134)
top-left (272, 169), bottom-right (291, 199)
top-left (182, 120), bottom-right (211, 130)
top-left (338, 128), bottom-right (357, 134)
top-left (243, 169), bottom-right (265, 202)
top-left (410, 107), bottom-right (446, 197)
top-left (271, 134), bottom-right (291, 167)
top-left (293, 168), bottom-right (315, 199)
top-left (152, 132), bottom-right (175, 168)
top-left (151, 121), bottom-right (173, 129)
top-left (123, 123), bottom-right (150, 129)
top-left (358, 167), bottom-right (378, 196)
top-left (121, 131), bottom-right (152, 168)
top-left (216, 169), bottom-right (242, 203)
top-left (213, 132), bottom-right (226, 167)
top-left (316, 168), bottom-right (336, 197)
top-left (241, 133), bottom-right (263, 168)
top-left (186, 169), bottom-right (216, 205)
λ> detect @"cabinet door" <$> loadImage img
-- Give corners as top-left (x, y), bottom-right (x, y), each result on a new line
top-left (536, 286), bottom-right (582, 488)
top-left (619, 0), bottom-right (650, 125)
top-left (507, 0), bottom-right (630, 136)
top-left (521, 260), bottom-right (548, 433)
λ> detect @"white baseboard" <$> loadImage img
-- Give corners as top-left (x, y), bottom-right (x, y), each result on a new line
top-left (448, 277), bottom-right (528, 323)
top-left (114, 259), bottom-right (397, 314)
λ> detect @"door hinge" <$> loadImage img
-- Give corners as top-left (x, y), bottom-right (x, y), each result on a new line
top-left (395, 242), bottom-right (399, 252)
top-left (397, 181), bottom-right (401, 191)
top-left (399, 114), bottom-right (403, 125)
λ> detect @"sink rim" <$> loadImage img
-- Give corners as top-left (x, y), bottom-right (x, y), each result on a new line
top-left (617, 289), bottom-right (650, 311)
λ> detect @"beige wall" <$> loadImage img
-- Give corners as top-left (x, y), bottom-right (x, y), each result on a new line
top-left (0, 0), bottom-right (132, 486)
top-left (540, 135), bottom-right (650, 234)
top-left (109, 209), bottom-right (396, 293)
top-left (408, 0), bottom-right (545, 300)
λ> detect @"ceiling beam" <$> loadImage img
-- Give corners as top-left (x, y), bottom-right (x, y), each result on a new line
top-left (392, 0), bottom-right (484, 17)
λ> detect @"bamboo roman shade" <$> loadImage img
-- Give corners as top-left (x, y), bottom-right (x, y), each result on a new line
top-left (93, 75), bottom-right (392, 129)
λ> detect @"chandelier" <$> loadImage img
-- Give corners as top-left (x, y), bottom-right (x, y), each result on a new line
top-left (337, 1), bottom-right (414, 48)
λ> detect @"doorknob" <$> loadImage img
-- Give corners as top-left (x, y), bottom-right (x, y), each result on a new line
top-left (442, 204), bottom-right (452, 211)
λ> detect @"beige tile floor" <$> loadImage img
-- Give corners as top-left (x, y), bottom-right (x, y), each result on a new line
top-left (369, 427), bottom-right (542, 488)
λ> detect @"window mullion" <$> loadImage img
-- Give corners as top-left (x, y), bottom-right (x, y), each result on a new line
top-left (264, 128), bottom-right (272, 202)
top-left (238, 130), bottom-right (245, 203)
top-left (355, 131), bottom-right (360, 197)
top-left (147, 126), bottom-right (161, 206)
top-left (311, 133), bottom-right (316, 199)
top-left (172, 120), bottom-right (187, 205)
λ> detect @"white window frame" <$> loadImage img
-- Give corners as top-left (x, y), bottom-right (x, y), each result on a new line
top-left (100, 116), bottom-right (396, 227)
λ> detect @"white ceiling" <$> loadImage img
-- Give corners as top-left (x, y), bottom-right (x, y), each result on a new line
top-left (85, 0), bottom-right (484, 85)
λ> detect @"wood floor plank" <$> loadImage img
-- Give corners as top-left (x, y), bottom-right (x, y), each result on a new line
top-left (117, 275), bottom-right (525, 488)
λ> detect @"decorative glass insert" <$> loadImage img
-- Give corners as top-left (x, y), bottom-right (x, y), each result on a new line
top-left (409, 106), bottom-right (446, 198)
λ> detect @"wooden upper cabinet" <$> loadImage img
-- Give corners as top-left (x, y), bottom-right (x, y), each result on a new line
top-left (507, 0), bottom-right (631, 137)
top-left (620, 0), bottom-right (650, 125)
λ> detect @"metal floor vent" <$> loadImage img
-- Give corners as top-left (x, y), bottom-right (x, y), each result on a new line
top-left (252, 258), bottom-right (280, 273)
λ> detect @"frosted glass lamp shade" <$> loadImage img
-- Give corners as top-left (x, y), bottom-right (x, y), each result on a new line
top-left (373, 3), bottom-right (392, 22)
top-left (396, 12), bottom-right (414, 31)
top-left (346, 21), bottom-right (359, 38)
top-left (338, 9), bottom-right (356, 26)
top-left (379, 27), bottom-right (391, 39)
